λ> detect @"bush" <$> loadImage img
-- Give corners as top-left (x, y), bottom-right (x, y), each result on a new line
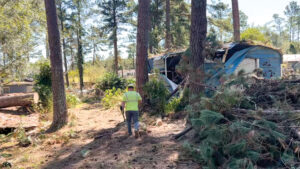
top-left (33, 61), bottom-right (52, 111)
top-left (166, 88), bottom-right (189, 114)
top-left (101, 88), bottom-right (124, 109)
top-left (143, 79), bottom-right (169, 116)
top-left (66, 94), bottom-right (80, 108)
top-left (96, 73), bottom-right (127, 91)
top-left (166, 97), bottom-right (181, 114)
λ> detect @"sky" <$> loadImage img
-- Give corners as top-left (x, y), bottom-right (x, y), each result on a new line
top-left (38, 0), bottom-right (297, 62)
top-left (210, 0), bottom-right (296, 26)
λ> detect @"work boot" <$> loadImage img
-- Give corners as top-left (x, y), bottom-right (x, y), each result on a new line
top-left (134, 130), bottom-right (140, 139)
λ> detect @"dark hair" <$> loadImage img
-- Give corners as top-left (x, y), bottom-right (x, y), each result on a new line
top-left (128, 86), bottom-right (134, 89)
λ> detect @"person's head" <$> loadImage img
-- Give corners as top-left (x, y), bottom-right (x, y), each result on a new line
top-left (128, 84), bottom-right (135, 91)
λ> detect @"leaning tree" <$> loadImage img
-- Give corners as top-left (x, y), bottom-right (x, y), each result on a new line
top-left (44, 0), bottom-right (68, 132)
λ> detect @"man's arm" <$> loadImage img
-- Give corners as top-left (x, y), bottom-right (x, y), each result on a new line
top-left (121, 101), bottom-right (125, 109)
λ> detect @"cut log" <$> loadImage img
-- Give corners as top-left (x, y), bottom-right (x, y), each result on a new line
top-left (0, 93), bottom-right (39, 108)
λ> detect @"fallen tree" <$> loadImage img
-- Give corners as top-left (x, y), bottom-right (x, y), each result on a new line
top-left (0, 93), bottom-right (39, 108)
top-left (183, 75), bottom-right (300, 168)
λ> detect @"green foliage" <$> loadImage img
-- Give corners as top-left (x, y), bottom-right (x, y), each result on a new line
top-left (69, 64), bottom-right (107, 83)
top-left (96, 73), bottom-right (127, 91)
top-left (101, 88), bottom-right (124, 109)
top-left (34, 61), bottom-right (52, 110)
top-left (166, 89), bottom-right (189, 114)
top-left (0, 0), bottom-right (45, 80)
top-left (185, 109), bottom-right (296, 168)
top-left (66, 94), bottom-right (80, 108)
top-left (185, 74), bottom-right (300, 168)
top-left (241, 28), bottom-right (268, 43)
top-left (166, 97), bottom-right (182, 114)
top-left (200, 88), bottom-right (244, 113)
top-left (99, 0), bottom-right (133, 45)
top-left (14, 127), bottom-right (31, 147)
top-left (143, 79), bottom-right (169, 116)
top-left (170, 0), bottom-right (190, 49)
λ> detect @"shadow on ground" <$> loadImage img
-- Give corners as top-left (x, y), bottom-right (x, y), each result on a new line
top-left (42, 121), bottom-right (200, 169)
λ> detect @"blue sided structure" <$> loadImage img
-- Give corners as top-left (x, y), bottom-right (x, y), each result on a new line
top-left (148, 43), bottom-right (283, 91)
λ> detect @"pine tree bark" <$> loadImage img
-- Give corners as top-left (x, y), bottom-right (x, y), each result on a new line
top-left (76, 1), bottom-right (84, 92)
top-left (165, 0), bottom-right (171, 50)
top-left (46, 33), bottom-right (50, 59)
top-left (70, 40), bottom-right (74, 70)
top-left (113, 28), bottom-right (119, 74)
top-left (113, 2), bottom-right (119, 75)
top-left (58, 2), bottom-right (69, 87)
top-left (232, 0), bottom-right (240, 42)
top-left (77, 29), bottom-right (84, 92)
top-left (189, 0), bottom-right (207, 94)
top-left (44, 0), bottom-right (68, 133)
top-left (136, 0), bottom-right (150, 100)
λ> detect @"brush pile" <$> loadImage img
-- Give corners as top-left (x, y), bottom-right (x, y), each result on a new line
top-left (186, 75), bottom-right (300, 169)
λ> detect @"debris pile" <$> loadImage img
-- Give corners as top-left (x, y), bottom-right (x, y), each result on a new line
top-left (186, 77), bottom-right (300, 168)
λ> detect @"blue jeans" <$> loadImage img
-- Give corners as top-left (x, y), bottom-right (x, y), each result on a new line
top-left (126, 111), bottom-right (139, 135)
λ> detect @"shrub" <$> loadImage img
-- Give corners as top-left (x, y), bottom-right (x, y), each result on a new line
top-left (143, 79), bottom-right (169, 116)
top-left (14, 127), bottom-right (31, 147)
top-left (33, 61), bottom-right (52, 111)
top-left (101, 88), bottom-right (124, 109)
top-left (66, 94), bottom-right (80, 108)
top-left (166, 88), bottom-right (189, 114)
top-left (96, 73), bottom-right (127, 91)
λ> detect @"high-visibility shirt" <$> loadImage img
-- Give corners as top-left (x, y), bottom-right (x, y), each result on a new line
top-left (122, 91), bottom-right (142, 111)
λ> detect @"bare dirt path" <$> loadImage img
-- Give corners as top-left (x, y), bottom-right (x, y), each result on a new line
top-left (42, 103), bottom-right (199, 169)
top-left (0, 102), bottom-right (199, 169)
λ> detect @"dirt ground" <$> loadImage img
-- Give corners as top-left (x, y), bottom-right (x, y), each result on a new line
top-left (0, 102), bottom-right (200, 169)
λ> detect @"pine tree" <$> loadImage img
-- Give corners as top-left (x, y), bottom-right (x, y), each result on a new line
top-left (232, 0), bottom-right (240, 42)
top-left (136, 0), bottom-right (150, 100)
top-left (73, 0), bottom-right (86, 92)
top-left (100, 0), bottom-right (132, 74)
top-left (149, 0), bottom-right (164, 54)
top-left (57, 0), bottom-right (70, 87)
top-left (190, 0), bottom-right (207, 94)
top-left (165, 0), bottom-right (171, 50)
top-left (170, 0), bottom-right (190, 49)
top-left (44, 0), bottom-right (68, 132)
top-left (284, 1), bottom-right (299, 42)
top-left (208, 1), bottom-right (232, 42)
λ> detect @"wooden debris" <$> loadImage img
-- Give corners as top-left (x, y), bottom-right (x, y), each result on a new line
top-left (0, 93), bottom-right (38, 108)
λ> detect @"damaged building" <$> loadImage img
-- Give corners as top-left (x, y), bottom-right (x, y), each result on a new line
top-left (148, 42), bottom-right (283, 89)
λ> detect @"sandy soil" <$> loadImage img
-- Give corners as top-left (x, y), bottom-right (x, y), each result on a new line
top-left (0, 102), bottom-right (200, 169)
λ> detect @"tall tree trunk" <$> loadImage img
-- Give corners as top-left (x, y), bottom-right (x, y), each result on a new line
top-left (59, 5), bottom-right (69, 88)
top-left (77, 29), bottom-right (84, 92)
top-left (62, 38), bottom-right (69, 87)
top-left (70, 41), bottom-right (74, 70)
top-left (232, 0), bottom-right (240, 42)
top-left (44, 0), bottom-right (68, 133)
top-left (76, 1), bottom-right (84, 92)
top-left (92, 40), bottom-right (96, 65)
top-left (46, 33), bottom-right (50, 59)
top-left (113, 3), bottom-right (119, 75)
top-left (189, 0), bottom-right (207, 94)
top-left (165, 0), bottom-right (171, 50)
top-left (136, 0), bottom-right (150, 101)
top-left (113, 28), bottom-right (118, 74)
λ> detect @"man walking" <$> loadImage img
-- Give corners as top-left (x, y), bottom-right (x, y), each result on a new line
top-left (121, 84), bottom-right (142, 138)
